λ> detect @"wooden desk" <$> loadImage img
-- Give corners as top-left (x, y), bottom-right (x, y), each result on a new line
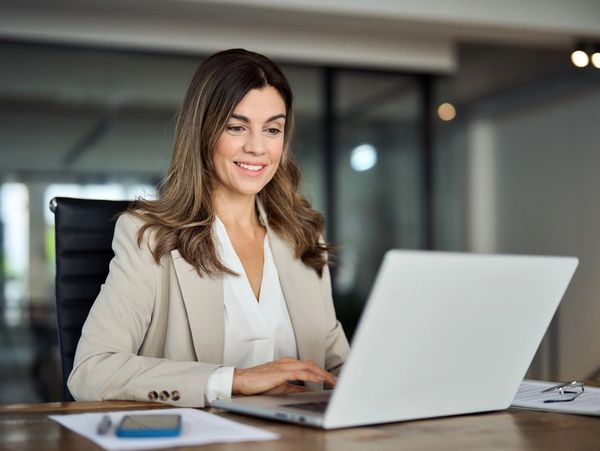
top-left (1, 400), bottom-right (599, 451)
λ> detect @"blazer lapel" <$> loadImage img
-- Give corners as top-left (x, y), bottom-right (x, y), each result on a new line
top-left (267, 228), bottom-right (324, 367)
top-left (170, 249), bottom-right (224, 364)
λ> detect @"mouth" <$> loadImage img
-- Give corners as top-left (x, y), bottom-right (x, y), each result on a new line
top-left (235, 161), bottom-right (267, 172)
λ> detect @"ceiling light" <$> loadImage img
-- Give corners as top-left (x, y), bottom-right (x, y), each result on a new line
top-left (592, 48), bottom-right (600, 69)
top-left (437, 102), bottom-right (456, 121)
top-left (571, 49), bottom-right (589, 68)
top-left (350, 144), bottom-right (377, 172)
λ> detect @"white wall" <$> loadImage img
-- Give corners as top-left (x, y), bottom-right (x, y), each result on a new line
top-left (468, 85), bottom-right (600, 379)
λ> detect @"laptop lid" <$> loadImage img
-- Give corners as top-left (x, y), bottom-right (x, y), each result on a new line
top-left (323, 250), bottom-right (578, 428)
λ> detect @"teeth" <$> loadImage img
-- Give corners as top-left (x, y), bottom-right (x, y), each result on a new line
top-left (236, 162), bottom-right (263, 171)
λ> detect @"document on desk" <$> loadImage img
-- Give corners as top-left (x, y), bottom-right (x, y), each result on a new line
top-left (512, 379), bottom-right (600, 416)
top-left (49, 407), bottom-right (278, 450)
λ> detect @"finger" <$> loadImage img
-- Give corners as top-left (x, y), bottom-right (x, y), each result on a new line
top-left (294, 361), bottom-right (337, 387)
top-left (278, 360), bottom-right (337, 387)
top-left (324, 371), bottom-right (337, 387)
top-left (290, 370), bottom-right (328, 384)
top-left (284, 384), bottom-right (308, 393)
top-left (279, 359), bottom-right (329, 377)
top-left (300, 361), bottom-right (337, 383)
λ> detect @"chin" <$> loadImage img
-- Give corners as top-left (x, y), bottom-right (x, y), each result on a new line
top-left (239, 178), bottom-right (274, 194)
top-left (235, 184), bottom-right (267, 196)
top-left (217, 175), bottom-right (274, 198)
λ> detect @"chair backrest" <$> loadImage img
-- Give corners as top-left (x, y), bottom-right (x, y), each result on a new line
top-left (51, 197), bottom-right (131, 401)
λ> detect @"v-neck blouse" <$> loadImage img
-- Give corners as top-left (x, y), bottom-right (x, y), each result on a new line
top-left (204, 217), bottom-right (298, 403)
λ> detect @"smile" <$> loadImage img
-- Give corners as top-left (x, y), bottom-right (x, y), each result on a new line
top-left (235, 162), bottom-right (266, 172)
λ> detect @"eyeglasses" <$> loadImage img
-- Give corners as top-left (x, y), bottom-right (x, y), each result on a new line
top-left (541, 381), bottom-right (585, 403)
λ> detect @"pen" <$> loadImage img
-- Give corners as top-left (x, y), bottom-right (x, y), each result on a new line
top-left (96, 414), bottom-right (112, 435)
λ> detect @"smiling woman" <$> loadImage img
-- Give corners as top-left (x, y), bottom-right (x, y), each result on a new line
top-left (67, 49), bottom-right (349, 407)
top-left (211, 86), bottom-right (287, 301)
top-left (213, 86), bottom-right (286, 199)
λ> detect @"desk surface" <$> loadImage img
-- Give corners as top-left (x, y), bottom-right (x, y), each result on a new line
top-left (1, 400), bottom-right (599, 451)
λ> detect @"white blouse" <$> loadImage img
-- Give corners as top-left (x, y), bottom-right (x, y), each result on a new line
top-left (204, 217), bottom-right (298, 403)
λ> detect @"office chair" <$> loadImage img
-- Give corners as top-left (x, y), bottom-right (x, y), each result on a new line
top-left (50, 197), bottom-right (131, 401)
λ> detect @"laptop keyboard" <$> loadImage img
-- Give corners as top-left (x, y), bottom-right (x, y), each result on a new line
top-left (280, 401), bottom-right (329, 413)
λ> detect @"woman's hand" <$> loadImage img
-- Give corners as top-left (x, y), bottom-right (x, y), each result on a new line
top-left (231, 357), bottom-right (337, 396)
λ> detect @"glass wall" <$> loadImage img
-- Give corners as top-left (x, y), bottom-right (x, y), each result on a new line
top-left (283, 67), bottom-right (325, 212)
top-left (333, 71), bottom-right (425, 336)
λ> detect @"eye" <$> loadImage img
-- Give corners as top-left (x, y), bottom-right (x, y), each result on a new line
top-left (265, 128), bottom-right (283, 137)
top-left (226, 125), bottom-right (245, 133)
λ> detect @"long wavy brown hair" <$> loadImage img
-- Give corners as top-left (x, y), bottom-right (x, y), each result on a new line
top-left (129, 49), bottom-right (331, 277)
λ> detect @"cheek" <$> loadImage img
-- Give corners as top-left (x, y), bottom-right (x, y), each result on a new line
top-left (270, 150), bottom-right (284, 178)
top-left (213, 137), bottom-right (236, 168)
top-left (271, 139), bottom-right (285, 162)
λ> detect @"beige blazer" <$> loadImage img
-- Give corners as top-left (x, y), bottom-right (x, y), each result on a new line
top-left (68, 213), bottom-right (349, 407)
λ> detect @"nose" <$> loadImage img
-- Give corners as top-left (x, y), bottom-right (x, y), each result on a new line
top-left (242, 130), bottom-right (266, 155)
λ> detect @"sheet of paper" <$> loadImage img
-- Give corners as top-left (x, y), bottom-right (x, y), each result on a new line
top-left (512, 379), bottom-right (600, 416)
top-left (49, 407), bottom-right (279, 451)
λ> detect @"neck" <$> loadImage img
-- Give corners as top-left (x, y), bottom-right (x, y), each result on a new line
top-left (213, 190), bottom-right (260, 228)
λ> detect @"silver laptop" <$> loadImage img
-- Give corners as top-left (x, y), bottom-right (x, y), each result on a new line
top-left (213, 250), bottom-right (578, 429)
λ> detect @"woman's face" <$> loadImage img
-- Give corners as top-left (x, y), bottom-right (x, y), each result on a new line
top-left (212, 85), bottom-right (286, 200)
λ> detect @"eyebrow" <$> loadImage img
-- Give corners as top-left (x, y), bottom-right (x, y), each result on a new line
top-left (230, 113), bottom-right (286, 123)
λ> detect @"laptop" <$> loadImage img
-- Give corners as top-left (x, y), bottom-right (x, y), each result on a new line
top-left (213, 250), bottom-right (578, 429)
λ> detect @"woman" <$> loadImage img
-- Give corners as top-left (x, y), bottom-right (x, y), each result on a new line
top-left (68, 49), bottom-right (349, 407)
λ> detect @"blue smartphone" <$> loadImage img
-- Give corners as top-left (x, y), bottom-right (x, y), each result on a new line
top-left (115, 414), bottom-right (182, 438)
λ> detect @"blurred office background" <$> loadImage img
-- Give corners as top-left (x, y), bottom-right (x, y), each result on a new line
top-left (1, 0), bottom-right (600, 403)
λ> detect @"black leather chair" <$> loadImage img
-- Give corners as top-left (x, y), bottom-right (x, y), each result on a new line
top-left (50, 197), bottom-right (131, 401)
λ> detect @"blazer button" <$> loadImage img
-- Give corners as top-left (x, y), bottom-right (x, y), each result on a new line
top-left (148, 391), bottom-right (158, 401)
top-left (171, 390), bottom-right (181, 401)
top-left (159, 390), bottom-right (170, 401)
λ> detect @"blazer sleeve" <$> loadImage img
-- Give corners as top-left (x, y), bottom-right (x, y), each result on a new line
top-left (67, 213), bottom-right (220, 407)
top-left (320, 263), bottom-right (350, 376)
